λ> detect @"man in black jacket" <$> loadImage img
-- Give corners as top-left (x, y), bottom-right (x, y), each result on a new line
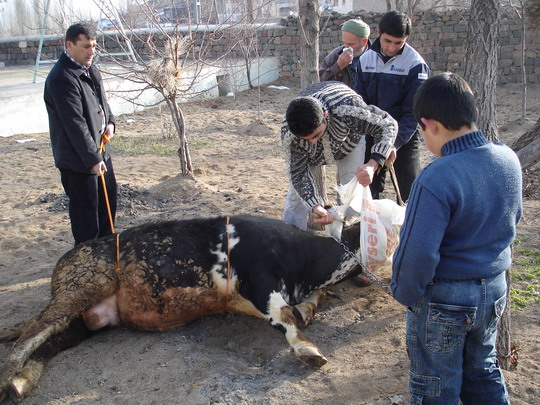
top-left (44, 23), bottom-right (117, 245)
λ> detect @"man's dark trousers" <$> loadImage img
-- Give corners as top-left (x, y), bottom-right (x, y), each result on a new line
top-left (368, 131), bottom-right (421, 202)
top-left (60, 158), bottom-right (117, 245)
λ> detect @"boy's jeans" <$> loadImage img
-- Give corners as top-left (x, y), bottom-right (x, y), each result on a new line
top-left (283, 136), bottom-right (366, 230)
top-left (407, 271), bottom-right (510, 405)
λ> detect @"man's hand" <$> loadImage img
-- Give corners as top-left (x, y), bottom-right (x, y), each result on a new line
top-left (355, 159), bottom-right (380, 186)
top-left (105, 123), bottom-right (115, 140)
top-left (387, 147), bottom-right (397, 164)
top-left (337, 47), bottom-right (354, 70)
top-left (91, 161), bottom-right (107, 176)
top-left (311, 205), bottom-right (334, 227)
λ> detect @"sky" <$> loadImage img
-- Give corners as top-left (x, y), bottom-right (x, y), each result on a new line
top-left (67, 0), bottom-right (123, 20)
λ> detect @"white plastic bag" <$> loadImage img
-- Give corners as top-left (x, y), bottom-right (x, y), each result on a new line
top-left (330, 178), bottom-right (406, 272)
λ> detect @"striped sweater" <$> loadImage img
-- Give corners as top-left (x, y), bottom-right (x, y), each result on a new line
top-left (281, 81), bottom-right (397, 209)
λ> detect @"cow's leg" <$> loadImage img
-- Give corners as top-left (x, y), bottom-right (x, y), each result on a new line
top-left (1, 250), bottom-right (118, 401)
top-left (291, 290), bottom-right (325, 329)
top-left (0, 317), bottom-right (70, 401)
top-left (8, 359), bottom-right (44, 403)
top-left (0, 303), bottom-right (103, 400)
top-left (6, 317), bottom-right (93, 403)
top-left (267, 292), bottom-right (327, 367)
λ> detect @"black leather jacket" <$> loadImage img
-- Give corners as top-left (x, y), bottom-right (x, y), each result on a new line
top-left (44, 52), bottom-right (115, 173)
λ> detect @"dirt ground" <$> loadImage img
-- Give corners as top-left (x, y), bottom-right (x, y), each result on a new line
top-left (0, 77), bottom-right (539, 405)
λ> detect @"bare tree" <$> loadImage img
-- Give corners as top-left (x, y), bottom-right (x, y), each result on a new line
top-left (407, 0), bottom-right (423, 15)
top-left (385, 0), bottom-right (445, 15)
top-left (227, 0), bottom-right (275, 91)
top-left (232, 23), bottom-right (258, 90)
top-left (464, 0), bottom-right (500, 141)
top-left (94, 0), bottom-right (277, 176)
top-left (222, 0), bottom-right (277, 122)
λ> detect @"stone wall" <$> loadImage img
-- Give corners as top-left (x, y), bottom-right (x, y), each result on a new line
top-left (1, 10), bottom-right (538, 84)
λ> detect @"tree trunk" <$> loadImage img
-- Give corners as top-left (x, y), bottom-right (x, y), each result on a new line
top-left (497, 270), bottom-right (512, 370)
top-left (513, 118), bottom-right (540, 169)
top-left (464, 0), bottom-right (512, 370)
top-left (298, 0), bottom-right (320, 88)
top-left (298, 0), bottom-right (326, 229)
top-left (464, 0), bottom-right (500, 141)
top-left (166, 95), bottom-right (193, 176)
top-left (520, 1), bottom-right (527, 119)
top-left (246, 0), bottom-right (255, 24)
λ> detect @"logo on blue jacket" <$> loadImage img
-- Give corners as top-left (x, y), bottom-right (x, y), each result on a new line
top-left (390, 65), bottom-right (405, 73)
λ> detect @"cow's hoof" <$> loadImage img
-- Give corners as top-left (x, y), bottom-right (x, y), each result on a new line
top-left (296, 346), bottom-right (328, 367)
top-left (10, 376), bottom-right (34, 403)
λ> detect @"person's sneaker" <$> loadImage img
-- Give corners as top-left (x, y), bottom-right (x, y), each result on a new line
top-left (352, 274), bottom-right (372, 287)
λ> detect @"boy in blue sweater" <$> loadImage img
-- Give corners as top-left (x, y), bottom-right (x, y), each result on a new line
top-left (391, 72), bottom-right (522, 404)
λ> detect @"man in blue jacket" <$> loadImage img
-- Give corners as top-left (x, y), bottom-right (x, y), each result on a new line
top-left (44, 23), bottom-right (117, 245)
top-left (355, 11), bottom-right (430, 201)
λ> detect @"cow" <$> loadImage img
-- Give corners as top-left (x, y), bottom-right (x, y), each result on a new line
top-left (0, 214), bottom-right (364, 403)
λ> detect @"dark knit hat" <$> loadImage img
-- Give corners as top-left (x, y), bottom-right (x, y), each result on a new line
top-left (342, 19), bottom-right (370, 38)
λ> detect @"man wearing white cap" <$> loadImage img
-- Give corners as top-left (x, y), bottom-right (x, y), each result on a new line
top-left (319, 18), bottom-right (371, 88)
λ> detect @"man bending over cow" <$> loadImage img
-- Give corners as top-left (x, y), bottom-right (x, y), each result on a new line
top-left (281, 81), bottom-right (398, 231)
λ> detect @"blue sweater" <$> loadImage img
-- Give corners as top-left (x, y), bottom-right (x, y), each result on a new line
top-left (391, 130), bottom-right (523, 306)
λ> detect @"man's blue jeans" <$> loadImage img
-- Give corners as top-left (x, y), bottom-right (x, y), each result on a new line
top-left (406, 271), bottom-right (510, 404)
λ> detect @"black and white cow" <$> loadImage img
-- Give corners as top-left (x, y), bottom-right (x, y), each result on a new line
top-left (0, 215), bottom-right (363, 402)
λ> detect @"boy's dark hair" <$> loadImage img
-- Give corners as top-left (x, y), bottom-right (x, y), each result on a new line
top-left (286, 97), bottom-right (325, 137)
top-left (66, 23), bottom-right (97, 44)
top-left (379, 11), bottom-right (411, 37)
top-left (413, 72), bottom-right (477, 131)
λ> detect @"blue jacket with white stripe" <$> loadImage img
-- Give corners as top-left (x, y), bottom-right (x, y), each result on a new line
top-left (354, 38), bottom-right (430, 149)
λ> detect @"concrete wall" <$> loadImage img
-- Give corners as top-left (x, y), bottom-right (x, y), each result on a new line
top-left (0, 57), bottom-right (280, 137)
top-left (1, 10), bottom-right (539, 84)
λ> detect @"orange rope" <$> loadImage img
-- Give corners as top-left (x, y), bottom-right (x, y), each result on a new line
top-left (99, 174), bottom-right (115, 234)
top-left (225, 216), bottom-right (232, 311)
top-left (100, 135), bottom-right (120, 274)
top-left (115, 233), bottom-right (121, 273)
top-left (99, 135), bottom-right (115, 234)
